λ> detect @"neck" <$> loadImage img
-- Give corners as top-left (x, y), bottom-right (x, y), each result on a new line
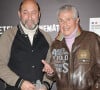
top-left (65, 26), bottom-right (78, 39)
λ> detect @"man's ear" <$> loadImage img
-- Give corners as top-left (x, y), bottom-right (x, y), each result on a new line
top-left (39, 12), bottom-right (41, 18)
top-left (18, 11), bottom-right (20, 18)
top-left (76, 18), bottom-right (80, 24)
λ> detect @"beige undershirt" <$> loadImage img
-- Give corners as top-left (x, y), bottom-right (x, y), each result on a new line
top-left (20, 22), bottom-right (38, 45)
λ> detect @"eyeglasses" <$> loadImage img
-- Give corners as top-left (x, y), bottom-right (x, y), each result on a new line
top-left (58, 17), bottom-right (76, 24)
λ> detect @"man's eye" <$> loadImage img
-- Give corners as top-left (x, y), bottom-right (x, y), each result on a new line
top-left (31, 11), bottom-right (37, 15)
top-left (23, 12), bottom-right (28, 14)
top-left (58, 20), bottom-right (63, 23)
top-left (66, 19), bottom-right (71, 21)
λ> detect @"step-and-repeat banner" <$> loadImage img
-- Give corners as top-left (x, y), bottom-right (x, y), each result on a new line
top-left (0, 0), bottom-right (100, 90)
top-left (0, 0), bottom-right (100, 38)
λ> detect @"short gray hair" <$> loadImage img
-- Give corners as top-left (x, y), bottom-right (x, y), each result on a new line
top-left (57, 4), bottom-right (79, 19)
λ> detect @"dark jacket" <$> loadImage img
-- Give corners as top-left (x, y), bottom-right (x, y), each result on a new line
top-left (0, 25), bottom-right (52, 89)
top-left (50, 29), bottom-right (100, 90)
top-left (8, 26), bottom-right (49, 83)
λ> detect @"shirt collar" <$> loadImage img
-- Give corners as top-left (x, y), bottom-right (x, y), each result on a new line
top-left (20, 22), bottom-right (38, 35)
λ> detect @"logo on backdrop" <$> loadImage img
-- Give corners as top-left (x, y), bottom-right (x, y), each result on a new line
top-left (0, 24), bottom-right (59, 36)
top-left (0, 26), bottom-right (12, 36)
top-left (40, 24), bottom-right (59, 32)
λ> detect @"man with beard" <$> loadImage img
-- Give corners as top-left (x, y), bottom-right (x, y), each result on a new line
top-left (0, 0), bottom-right (52, 90)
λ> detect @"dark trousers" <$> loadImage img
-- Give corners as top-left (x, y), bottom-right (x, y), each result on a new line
top-left (6, 85), bottom-right (20, 90)
top-left (0, 79), bottom-right (5, 90)
top-left (0, 79), bottom-right (19, 90)
top-left (5, 85), bottom-right (20, 90)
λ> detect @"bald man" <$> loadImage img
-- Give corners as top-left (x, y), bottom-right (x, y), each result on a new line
top-left (0, 0), bottom-right (52, 90)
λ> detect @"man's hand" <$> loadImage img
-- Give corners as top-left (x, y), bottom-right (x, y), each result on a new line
top-left (21, 80), bottom-right (35, 90)
top-left (42, 60), bottom-right (54, 75)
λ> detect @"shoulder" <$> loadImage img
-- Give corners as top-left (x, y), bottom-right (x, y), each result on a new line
top-left (82, 30), bottom-right (99, 38)
top-left (82, 30), bottom-right (98, 35)
top-left (1, 26), bottom-right (18, 37)
top-left (80, 30), bottom-right (100, 45)
top-left (0, 26), bottom-right (18, 42)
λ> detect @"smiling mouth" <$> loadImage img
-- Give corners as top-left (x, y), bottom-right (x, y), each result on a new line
top-left (64, 28), bottom-right (69, 31)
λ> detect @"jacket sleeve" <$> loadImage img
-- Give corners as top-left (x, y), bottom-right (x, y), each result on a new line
top-left (0, 27), bottom-right (19, 86)
top-left (42, 47), bottom-right (54, 90)
top-left (92, 35), bottom-right (100, 90)
top-left (41, 30), bottom-right (54, 90)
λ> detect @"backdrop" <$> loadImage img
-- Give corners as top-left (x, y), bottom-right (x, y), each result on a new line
top-left (0, 0), bottom-right (100, 38)
top-left (0, 0), bottom-right (100, 90)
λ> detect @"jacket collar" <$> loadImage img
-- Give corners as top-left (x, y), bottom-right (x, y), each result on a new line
top-left (17, 24), bottom-right (39, 36)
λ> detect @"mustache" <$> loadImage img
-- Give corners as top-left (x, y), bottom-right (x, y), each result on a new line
top-left (25, 20), bottom-right (35, 24)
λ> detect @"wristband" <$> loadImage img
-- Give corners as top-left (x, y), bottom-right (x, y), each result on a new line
top-left (15, 78), bottom-right (24, 89)
top-left (42, 81), bottom-right (50, 90)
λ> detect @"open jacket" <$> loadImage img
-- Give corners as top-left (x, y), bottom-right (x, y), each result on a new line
top-left (49, 29), bottom-right (100, 90)
top-left (0, 26), bottom-right (52, 89)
